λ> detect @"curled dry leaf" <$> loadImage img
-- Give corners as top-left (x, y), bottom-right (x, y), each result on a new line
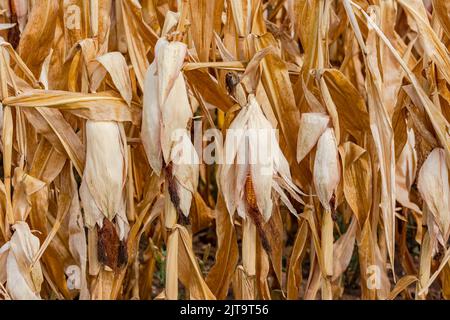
top-left (95, 52), bottom-right (132, 106)
top-left (339, 142), bottom-right (372, 224)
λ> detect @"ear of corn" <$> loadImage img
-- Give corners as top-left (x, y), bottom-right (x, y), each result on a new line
top-left (418, 148), bottom-right (450, 245)
top-left (2, 222), bottom-right (43, 300)
top-left (0, 0), bottom-right (449, 301)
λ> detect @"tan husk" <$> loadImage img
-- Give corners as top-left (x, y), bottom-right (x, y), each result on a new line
top-left (0, 0), bottom-right (449, 301)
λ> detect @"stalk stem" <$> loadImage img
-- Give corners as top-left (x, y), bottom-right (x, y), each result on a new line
top-left (242, 217), bottom-right (256, 299)
top-left (164, 182), bottom-right (179, 300)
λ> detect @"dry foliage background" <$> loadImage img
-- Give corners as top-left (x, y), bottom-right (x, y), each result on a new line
top-left (0, 0), bottom-right (449, 300)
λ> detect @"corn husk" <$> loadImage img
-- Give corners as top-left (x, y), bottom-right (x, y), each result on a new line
top-left (1, 222), bottom-right (43, 300)
top-left (221, 94), bottom-right (303, 222)
top-left (296, 112), bottom-right (329, 163)
top-left (80, 120), bottom-right (128, 239)
top-left (418, 148), bottom-right (450, 245)
top-left (313, 128), bottom-right (340, 212)
top-left (0, 0), bottom-right (449, 301)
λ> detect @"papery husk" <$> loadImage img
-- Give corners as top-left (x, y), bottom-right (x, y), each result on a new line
top-left (221, 94), bottom-right (302, 221)
top-left (313, 128), bottom-right (340, 212)
top-left (297, 112), bottom-right (329, 163)
top-left (417, 148), bottom-right (450, 244)
top-left (80, 120), bottom-right (128, 238)
top-left (5, 222), bottom-right (43, 300)
top-left (141, 37), bottom-right (193, 176)
top-left (0, 0), bottom-right (449, 302)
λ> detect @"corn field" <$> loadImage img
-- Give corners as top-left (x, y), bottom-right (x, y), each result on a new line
top-left (0, 0), bottom-right (449, 301)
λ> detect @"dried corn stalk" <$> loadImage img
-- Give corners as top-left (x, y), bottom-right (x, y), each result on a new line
top-left (0, 0), bottom-right (447, 301)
